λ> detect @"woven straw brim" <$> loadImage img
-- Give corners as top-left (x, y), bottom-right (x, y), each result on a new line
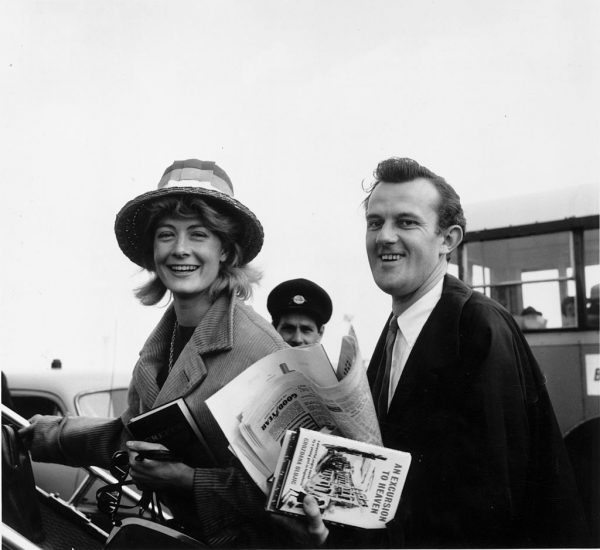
top-left (114, 186), bottom-right (264, 267)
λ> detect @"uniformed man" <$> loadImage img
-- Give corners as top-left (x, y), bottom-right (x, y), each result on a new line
top-left (267, 278), bottom-right (333, 347)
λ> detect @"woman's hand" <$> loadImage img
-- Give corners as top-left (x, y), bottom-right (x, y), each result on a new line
top-left (126, 440), bottom-right (194, 493)
top-left (17, 414), bottom-right (43, 450)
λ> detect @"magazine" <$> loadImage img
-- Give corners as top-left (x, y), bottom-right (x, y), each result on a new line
top-left (206, 335), bottom-right (382, 493)
top-left (266, 428), bottom-right (411, 529)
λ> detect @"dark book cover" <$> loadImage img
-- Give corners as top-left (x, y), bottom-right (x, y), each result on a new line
top-left (127, 398), bottom-right (215, 467)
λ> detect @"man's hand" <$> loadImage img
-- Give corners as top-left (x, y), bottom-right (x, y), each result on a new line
top-left (303, 494), bottom-right (329, 546)
top-left (271, 494), bottom-right (329, 547)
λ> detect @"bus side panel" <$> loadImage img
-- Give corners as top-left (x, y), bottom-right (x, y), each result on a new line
top-left (526, 332), bottom-right (600, 435)
top-left (580, 345), bottom-right (600, 424)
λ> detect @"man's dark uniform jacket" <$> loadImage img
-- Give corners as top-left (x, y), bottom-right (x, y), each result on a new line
top-left (365, 275), bottom-right (588, 548)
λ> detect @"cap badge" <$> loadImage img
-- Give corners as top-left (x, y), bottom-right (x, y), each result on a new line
top-left (292, 295), bottom-right (306, 305)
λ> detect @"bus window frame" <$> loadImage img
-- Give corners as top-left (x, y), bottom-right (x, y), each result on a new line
top-left (456, 214), bottom-right (599, 332)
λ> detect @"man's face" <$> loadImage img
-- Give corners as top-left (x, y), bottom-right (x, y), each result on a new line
top-left (276, 313), bottom-right (324, 347)
top-left (365, 178), bottom-right (447, 300)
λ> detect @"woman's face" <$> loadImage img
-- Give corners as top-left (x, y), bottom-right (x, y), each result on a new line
top-left (153, 216), bottom-right (226, 299)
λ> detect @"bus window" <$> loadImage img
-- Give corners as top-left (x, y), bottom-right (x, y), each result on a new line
top-left (462, 231), bottom-right (576, 330)
top-left (585, 228), bottom-right (599, 328)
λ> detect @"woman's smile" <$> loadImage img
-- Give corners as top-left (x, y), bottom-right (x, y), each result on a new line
top-left (154, 216), bottom-right (225, 299)
top-left (168, 264), bottom-right (200, 274)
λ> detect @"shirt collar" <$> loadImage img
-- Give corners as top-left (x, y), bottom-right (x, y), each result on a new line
top-left (396, 277), bottom-right (444, 347)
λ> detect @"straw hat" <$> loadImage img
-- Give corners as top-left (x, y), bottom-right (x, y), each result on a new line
top-left (115, 159), bottom-right (263, 267)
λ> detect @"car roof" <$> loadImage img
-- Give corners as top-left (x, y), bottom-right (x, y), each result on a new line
top-left (5, 367), bottom-right (130, 410)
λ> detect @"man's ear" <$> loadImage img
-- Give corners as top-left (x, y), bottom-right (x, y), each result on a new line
top-left (318, 325), bottom-right (325, 338)
top-left (440, 225), bottom-right (463, 256)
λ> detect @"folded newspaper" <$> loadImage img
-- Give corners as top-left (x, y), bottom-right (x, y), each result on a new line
top-left (266, 428), bottom-right (411, 529)
top-left (206, 335), bottom-right (382, 493)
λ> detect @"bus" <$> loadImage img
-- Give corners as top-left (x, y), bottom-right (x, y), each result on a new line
top-left (450, 183), bottom-right (599, 538)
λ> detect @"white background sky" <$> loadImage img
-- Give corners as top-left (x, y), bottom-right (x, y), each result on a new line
top-left (1, 0), bottom-right (599, 385)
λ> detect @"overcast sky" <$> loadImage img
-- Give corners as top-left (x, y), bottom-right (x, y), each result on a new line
top-left (2, 0), bottom-right (599, 383)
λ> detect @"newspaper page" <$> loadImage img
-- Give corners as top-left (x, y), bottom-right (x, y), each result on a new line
top-left (266, 428), bottom-right (411, 529)
top-left (206, 345), bottom-right (339, 492)
top-left (239, 370), bottom-right (340, 474)
top-left (206, 338), bottom-right (381, 493)
top-left (319, 335), bottom-right (381, 444)
top-left (238, 336), bottom-right (381, 475)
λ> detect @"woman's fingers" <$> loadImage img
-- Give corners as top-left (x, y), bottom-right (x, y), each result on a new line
top-left (125, 440), bottom-right (168, 464)
top-left (126, 440), bottom-right (168, 452)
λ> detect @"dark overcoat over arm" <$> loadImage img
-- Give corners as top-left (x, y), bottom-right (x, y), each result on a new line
top-left (368, 275), bottom-right (588, 548)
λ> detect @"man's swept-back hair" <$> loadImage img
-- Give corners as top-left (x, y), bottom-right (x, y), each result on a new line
top-left (134, 196), bottom-right (261, 306)
top-left (363, 157), bottom-right (466, 234)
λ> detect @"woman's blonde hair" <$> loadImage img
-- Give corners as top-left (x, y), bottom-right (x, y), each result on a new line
top-left (134, 196), bottom-right (261, 305)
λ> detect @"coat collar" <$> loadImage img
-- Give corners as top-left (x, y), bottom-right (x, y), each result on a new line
top-left (383, 275), bottom-right (472, 421)
top-left (134, 293), bottom-right (235, 409)
top-left (187, 293), bottom-right (234, 354)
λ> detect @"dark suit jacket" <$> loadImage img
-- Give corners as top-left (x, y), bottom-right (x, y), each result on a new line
top-left (367, 275), bottom-right (588, 548)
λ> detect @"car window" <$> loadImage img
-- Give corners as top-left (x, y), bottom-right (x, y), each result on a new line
top-left (75, 388), bottom-right (128, 417)
top-left (11, 394), bottom-right (65, 419)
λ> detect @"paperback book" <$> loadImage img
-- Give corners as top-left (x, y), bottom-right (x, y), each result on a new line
top-left (266, 428), bottom-right (411, 529)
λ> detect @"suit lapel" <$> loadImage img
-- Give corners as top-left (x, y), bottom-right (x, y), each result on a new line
top-left (383, 276), bottom-right (472, 424)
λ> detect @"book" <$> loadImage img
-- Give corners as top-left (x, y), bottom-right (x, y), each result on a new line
top-left (266, 428), bottom-right (411, 530)
top-left (206, 338), bottom-right (382, 494)
top-left (127, 397), bottom-right (215, 467)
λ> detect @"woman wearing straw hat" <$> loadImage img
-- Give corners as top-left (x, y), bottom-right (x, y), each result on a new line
top-left (19, 159), bottom-right (296, 547)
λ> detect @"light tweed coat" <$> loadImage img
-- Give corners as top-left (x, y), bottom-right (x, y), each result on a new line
top-left (30, 293), bottom-right (287, 545)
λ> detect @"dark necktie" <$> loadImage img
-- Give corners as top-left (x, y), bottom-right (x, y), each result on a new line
top-left (377, 316), bottom-right (398, 422)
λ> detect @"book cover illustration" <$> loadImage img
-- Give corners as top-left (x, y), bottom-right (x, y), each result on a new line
top-left (267, 428), bottom-right (411, 529)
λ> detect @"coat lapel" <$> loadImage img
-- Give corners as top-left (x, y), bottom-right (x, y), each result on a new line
top-left (383, 276), bottom-right (472, 425)
top-left (153, 294), bottom-right (234, 407)
top-left (132, 306), bottom-right (176, 411)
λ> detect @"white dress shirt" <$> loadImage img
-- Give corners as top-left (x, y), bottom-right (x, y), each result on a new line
top-left (387, 278), bottom-right (444, 408)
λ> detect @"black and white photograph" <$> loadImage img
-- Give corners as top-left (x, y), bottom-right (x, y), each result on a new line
top-left (2, 1), bottom-right (598, 548)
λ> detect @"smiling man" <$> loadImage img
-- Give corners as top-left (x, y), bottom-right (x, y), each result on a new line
top-left (348, 157), bottom-right (588, 548)
top-left (267, 278), bottom-right (332, 347)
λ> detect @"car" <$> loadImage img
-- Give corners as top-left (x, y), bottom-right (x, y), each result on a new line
top-left (2, 393), bottom-right (199, 549)
top-left (2, 365), bottom-right (129, 506)
top-left (2, 402), bottom-right (113, 549)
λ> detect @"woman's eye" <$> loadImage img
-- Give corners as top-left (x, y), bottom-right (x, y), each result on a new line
top-left (191, 231), bottom-right (207, 239)
top-left (156, 231), bottom-right (173, 239)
